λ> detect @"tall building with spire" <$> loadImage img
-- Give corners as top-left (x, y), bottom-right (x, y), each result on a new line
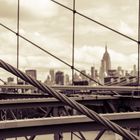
top-left (102, 45), bottom-right (111, 73)
top-left (99, 45), bottom-right (111, 84)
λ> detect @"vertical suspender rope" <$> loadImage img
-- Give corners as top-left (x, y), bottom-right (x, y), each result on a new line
top-left (72, 0), bottom-right (76, 85)
top-left (138, 0), bottom-right (140, 89)
top-left (16, 0), bottom-right (20, 83)
top-left (0, 59), bottom-right (139, 140)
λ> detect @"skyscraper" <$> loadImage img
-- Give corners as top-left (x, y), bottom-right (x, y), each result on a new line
top-left (102, 45), bottom-right (111, 74)
top-left (99, 45), bottom-right (111, 84)
top-left (101, 45), bottom-right (111, 75)
top-left (65, 74), bottom-right (70, 85)
top-left (49, 69), bottom-right (55, 84)
top-left (25, 69), bottom-right (37, 87)
top-left (133, 64), bottom-right (137, 76)
top-left (80, 70), bottom-right (87, 80)
top-left (55, 71), bottom-right (64, 85)
top-left (91, 66), bottom-right (95, 79)
top-left (25, 69), bottom-right (37, 79)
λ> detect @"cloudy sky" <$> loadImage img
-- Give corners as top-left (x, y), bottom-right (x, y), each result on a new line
top-left (0, 0), bottom-right (139, 81)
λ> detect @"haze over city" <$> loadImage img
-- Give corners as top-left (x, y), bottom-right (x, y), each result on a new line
top-left (0, 0), bottom-right (139, 81)
top-left (0, 1), bottom-right (140, 140)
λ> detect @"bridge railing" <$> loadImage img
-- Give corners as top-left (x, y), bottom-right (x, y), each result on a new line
top-left (0, 59), bottom-right (139, 139)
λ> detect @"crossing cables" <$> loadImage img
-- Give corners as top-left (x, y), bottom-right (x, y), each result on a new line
top-left (50, 0), bottom-right (137, 43)
top-left (0, 23), bottom-right (120, 95)
top-left (0, 59), bottom-right (139, 140)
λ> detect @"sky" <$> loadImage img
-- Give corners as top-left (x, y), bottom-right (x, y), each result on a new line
top-left (0, 0), bottom-right (139, 81)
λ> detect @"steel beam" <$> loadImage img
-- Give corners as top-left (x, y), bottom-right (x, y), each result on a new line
top-left (0, 85), bottom-right (140, 92)
top-left (0, 96), bottom-right (119, 109)
top-left (0, 112), bottom-right (140, 138)
top-left (0, 96), bottom-right (140, 112)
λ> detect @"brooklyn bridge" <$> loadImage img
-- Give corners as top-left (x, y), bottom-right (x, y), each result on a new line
top-left (0, 0), bottom-right (140, 140)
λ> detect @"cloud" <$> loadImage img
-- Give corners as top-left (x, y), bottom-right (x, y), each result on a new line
top-left (76, 0), bottom-right (137, 39)
top-left (0, 0), bottom-right (58, 21)
top-left (118, 21), bottom-right (135, 36)
top-left (0, 42), bottom-right (138, 81)
top-left (0, 31), bottom-right (17, 53)
top-left (109, 49), bottom-right (137, 70)
top-left (74, 45), bottom-right (137, 71)
top-left (0, 0), bottom-right (139, 81)
top-left (20, 0), bottom-right (58, 18)
top-left (0, 1), bottom-right (17, 19)
top-left (76, 24), bottom-right (109, 36)
top-left (75, 46), bottom-right (103, 64)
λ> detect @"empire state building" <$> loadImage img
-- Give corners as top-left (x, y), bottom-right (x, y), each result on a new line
top-left (100, 45), bottom-right (111, 80)
top-left (102, 45), bottom-right (111, 73)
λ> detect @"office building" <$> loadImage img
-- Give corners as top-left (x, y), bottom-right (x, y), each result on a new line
top-left (55, 71), bottom-right (64, 85)
top-left (25, 69), bottom-right (37, 80)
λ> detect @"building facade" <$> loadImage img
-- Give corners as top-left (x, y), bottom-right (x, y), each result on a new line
top-left (55, 71), bottom-right (64, 85)
top-left (25, 69), bottom-right (37, 80)
top-left (100, 45), bottom-right (111, 84)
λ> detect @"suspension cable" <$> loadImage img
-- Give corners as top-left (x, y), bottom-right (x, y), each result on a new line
top-left (50, 0), bottom-right (138, 43)
top-left (16, 0), bottom-right (20, 84)
top-left (72, 0), bottom-right (76, 85)
top-left (0, 1), bottom-right (139, 139)
top-left (138, 0), bottom-right (140, 88)
top-left (0, 1), bottom-right (138, 90)
top-left (0, 24), bottom-right (100, 84)
top-left (0, 59), bottom-right (138, 140)
top-left (0, 23), bottom-right (119, 95)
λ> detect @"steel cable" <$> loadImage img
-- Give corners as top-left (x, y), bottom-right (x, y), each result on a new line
top-left (0, 59), bottom-right (139, 140)
top-left (0, 23), bottom-right (120, 95)
top-left (0, 1), bottom-right (139, 139)
top-left (0, 24), bottom-right (119, 95)
top-left (50, 0), bottom-right (138, 43)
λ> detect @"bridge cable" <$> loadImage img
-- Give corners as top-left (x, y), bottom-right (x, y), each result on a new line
top-left (72, 0), bottom-right (76, 85)
top-left (50, 0), bottom-right (140, 87)
top-left (50, 0), bottom-right (138, 43)
top-left (0, 1), bottom-right (138, 92)
top-left (0, 23), bottom-right (119, 95)
top-left (138, 0), bottom-right (140, 89)
top-left (0, 2), bottom-right (139, 139)
top-left (0, 59), bottom-right (139, 140)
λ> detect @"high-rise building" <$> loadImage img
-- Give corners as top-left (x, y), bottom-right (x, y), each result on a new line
top-left (55, 71), bottom-right (64, 85)
top-left (91, 66), bottom-right (95, 79)
top-left (65, 74), bottom-right (70, 85)
top-left (80, 70), bottom-right (87, 80)
top-left (25, 69), bottom-right (37, 80)
top-left (99, 45), bottom-right (111, 84)
top-left (117, 66), bottom-right (125, 77)
top-left (49, 69), bottom-right (55, 84)
top-left (102, 45), bottom-right (111, 74)
top-left (133, 64), bottom-right (137, 76)
top-left (90, 67), bottom-right (99, 85)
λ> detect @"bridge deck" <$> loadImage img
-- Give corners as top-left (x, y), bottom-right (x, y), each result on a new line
top-left (0, 112), bottom-right (140, 138)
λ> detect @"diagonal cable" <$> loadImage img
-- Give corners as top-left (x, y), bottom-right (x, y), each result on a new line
top-left (0, 23), bottom-right (119, 95)
top-left (0, 59), bottom-right (139, 140)
top-left (50, 0), bottom-right (138, 43)
top-left (0, 2), bottom-right (139, 139)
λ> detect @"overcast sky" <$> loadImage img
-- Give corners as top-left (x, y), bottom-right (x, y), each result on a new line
top-left (0, 0), bottom-right (139, 81)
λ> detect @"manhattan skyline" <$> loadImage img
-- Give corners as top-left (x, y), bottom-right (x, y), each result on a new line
top-left (0, 0), bottom-right (139, 81)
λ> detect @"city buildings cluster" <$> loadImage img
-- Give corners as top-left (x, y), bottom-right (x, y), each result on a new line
top-left (6, 46), bottom-right (138, 86)
top-left (42, 45), bottom-right (138, 86)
